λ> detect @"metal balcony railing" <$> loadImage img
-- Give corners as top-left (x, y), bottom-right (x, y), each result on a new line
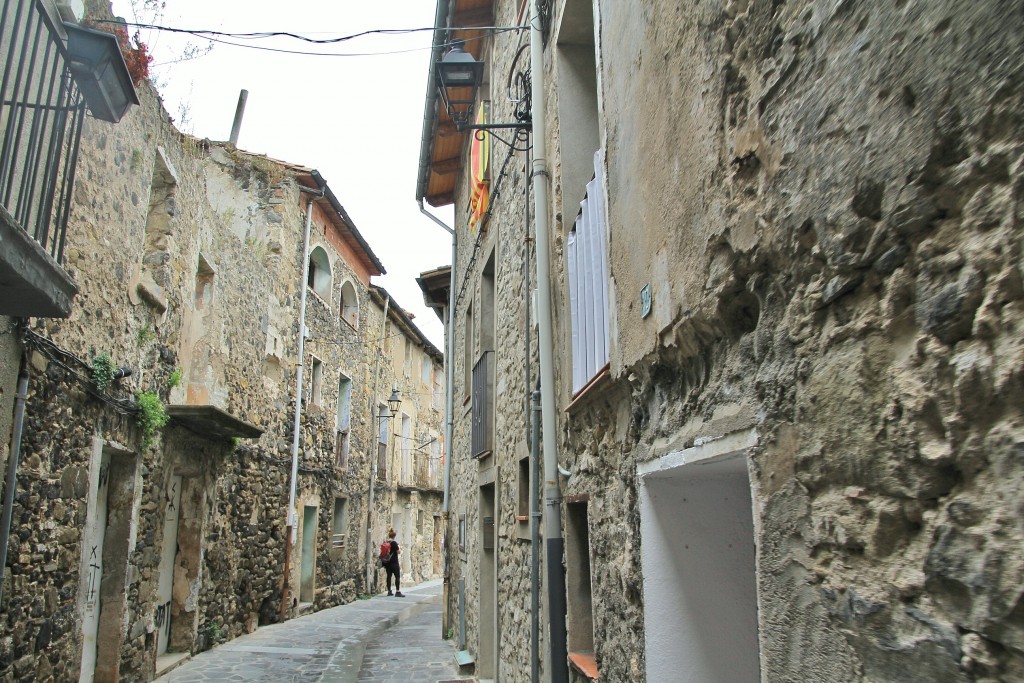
top-left (1, 0), bottom-right (87, 265)
top-left (471, 351), bottom-right (494, 457)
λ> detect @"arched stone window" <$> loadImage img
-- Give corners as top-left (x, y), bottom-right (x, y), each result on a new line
top-left (308, 246), bottom-right (332, 301)
top-left (339, 280), bottom-right (359, 328)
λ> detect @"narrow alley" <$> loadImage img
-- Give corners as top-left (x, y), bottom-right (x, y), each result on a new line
top-left (153, 580), bottom-right (469, 683)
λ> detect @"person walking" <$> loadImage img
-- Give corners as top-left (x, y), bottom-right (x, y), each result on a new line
top-left (382, 527), bottom-right (403, 597)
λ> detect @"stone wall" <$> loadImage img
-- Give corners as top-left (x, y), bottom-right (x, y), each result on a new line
top-left (0, 11), bottom-right (445, 678)
top-left (441, 0), bottom-right (1024, 682)
top-left (571, 0), bottom-right (1023, 681)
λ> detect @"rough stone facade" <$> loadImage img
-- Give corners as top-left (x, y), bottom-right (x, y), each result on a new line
top-left (0, 3), bottom-right (444, 680)
top-left (427, 1), bottom-right (1023, 682)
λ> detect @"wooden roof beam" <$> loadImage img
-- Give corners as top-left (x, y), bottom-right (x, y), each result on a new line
top-left (431, 157), bottom-right (463, 175)
top-left (452, 7), bottom-right (494, 28)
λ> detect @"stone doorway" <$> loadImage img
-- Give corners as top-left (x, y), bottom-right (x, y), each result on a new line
top-left (155, 474), bottom-right (204, 674)
top-left (79, 443), bottom-right (137, 683)
top-left (299, 505), bottom-right (318, 604)
top-left (638, 431), bottom-right (761, 683)
top-left (478, 480), bottom-right (497, 681)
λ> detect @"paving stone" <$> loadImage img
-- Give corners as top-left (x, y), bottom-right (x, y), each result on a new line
top-left (155, 580), bottom-right (468, 683)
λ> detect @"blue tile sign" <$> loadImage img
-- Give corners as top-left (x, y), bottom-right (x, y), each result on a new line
top-left (641, 284), bottom-right (652, 319)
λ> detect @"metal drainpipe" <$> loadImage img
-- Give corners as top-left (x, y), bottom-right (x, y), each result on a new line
top-left (0, 357), bottom-right (29, 606)
top-left (524, 157), bottom-right (539, 683)
top-left (417, 200), bottom-right (456, 638)
top-left (530, 0), bottom-right (570, 680)
top-left (281, 184), bottom-right (323, 621)
top-left (530, 385), bottom-right (541, 683)
top-left (365, 294), bottom-right (391, 593)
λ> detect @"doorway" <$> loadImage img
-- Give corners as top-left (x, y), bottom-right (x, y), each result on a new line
top-left (156, 475), bottom-right (182, 657)
top-left (479, 481), bottom-right (496, 681)
top-left (79, 446), bottom-right (137, 683)
top-left (300, 505), bottom-right (317, 604)
top-left (639, 443), bottom-right (760, 683)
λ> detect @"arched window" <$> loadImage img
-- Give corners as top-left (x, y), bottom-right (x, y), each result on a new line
top-left (308, 246), bottom-right (332, 300)
top-left (340, 280), bottom-right (359, 328)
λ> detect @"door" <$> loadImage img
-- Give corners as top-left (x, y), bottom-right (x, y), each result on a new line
top-left (156, 475), bottom-right (182, 656)
top-left (80, 450), bottom-right (136, 683)
top-left (300, 505), bottom-right (317, 603)
top-left (79, 453), bottom-right (109, 683)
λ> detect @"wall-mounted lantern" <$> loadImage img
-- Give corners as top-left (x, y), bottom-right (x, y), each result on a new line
top-left (436, 44), bottom-right (530, 134)
top-left (63, 22), bottom-right (139, 123)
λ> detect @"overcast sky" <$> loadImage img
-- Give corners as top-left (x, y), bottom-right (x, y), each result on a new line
top-left (109, 0), bottom-right (453, 349)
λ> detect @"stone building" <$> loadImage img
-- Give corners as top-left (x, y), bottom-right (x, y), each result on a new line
top-left (0, 2), bottom-right (445, 681)
top-left (416, 1), bottom-right (1024, 682)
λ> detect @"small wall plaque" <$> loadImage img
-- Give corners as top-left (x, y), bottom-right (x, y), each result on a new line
top-left (640, 284), bottom-right (652, 319)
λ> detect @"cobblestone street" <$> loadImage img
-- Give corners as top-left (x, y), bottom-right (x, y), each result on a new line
top-left (155, 580), bottom-right (472, 683)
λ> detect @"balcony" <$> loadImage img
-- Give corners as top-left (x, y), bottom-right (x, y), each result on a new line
top-left (397, 456), bottom-right (443, 494)
top-left (0, 1), bottom-right (136, 318)
top-left (471, 350), bottom-right (493, 458)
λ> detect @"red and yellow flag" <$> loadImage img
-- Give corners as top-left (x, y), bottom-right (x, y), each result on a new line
top-left (469, 105), bottom-right (490, 233)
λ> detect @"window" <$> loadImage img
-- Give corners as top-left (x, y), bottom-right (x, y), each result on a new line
top-left (422, 355), bottom-right (432, 385)
top-left (308, 246), bottom-right (332, 301)
top-left (463, 304), bottom-right (474, 399)
top-left (567, 149), bottom-right (610, 394)
top-left (339, 280), bottom-right (359, 328)
top-left (400, 413), bottom-right (412, 485)
top-left (432, 367), bottom-right (443, 410)
top-left (331, 498), bottom-right (349, 549)
top-left (194, 254), bottom-right (215, 308)
top-left (428, 432), bottom-right (441, 487)
top-left (377, 403), bottom-right (389, 481)
top-left (336, 375), bottom-right (352, 468)
top-left (517, 456), bottom-right (530, 522)
top-left (309, 357), bottom-right (323, 406)
top-left (481, 252), bottom-right (495, 352)
top-left (566, 498), bottom-right (595, 672)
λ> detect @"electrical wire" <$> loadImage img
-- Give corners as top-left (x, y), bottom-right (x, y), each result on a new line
top-left (23, 329), bottom-right (138, 416)
top-left (92, 19), bottom-right (526, 58)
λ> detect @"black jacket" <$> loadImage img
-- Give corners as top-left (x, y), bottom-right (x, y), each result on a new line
top-left (384, 539), bottom-right (400, 570)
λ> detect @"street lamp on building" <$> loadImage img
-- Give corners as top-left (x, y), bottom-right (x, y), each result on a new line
top-left (435, 44), bottom-right (531, 133)
top-left (379, 386), bottom-right (402, 421)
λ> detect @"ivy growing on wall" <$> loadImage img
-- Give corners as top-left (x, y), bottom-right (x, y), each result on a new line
top-left (90, 353), bottom-right (116, 393)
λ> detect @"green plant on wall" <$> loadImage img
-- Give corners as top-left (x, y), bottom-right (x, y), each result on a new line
top-left (168, 368), bottom-right (182, 389)
top-left (90, 353), bottom-right (116, 392)
top-left (204, 621), bottom-right (222, 644)
top-left (136, 390), bottom-right (169, 449)
top-left (137, 324), bottom-right (155, 346)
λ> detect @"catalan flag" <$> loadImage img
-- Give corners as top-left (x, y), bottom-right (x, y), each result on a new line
top-left (469, 105), bottom-right (490, 233)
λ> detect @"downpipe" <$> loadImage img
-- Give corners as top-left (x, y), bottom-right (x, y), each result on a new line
top-left (529, 0), bottom-right (570, 681)
top-left (281, 184), bottom-right (323, 621)
top-left (0, 356), bottom-right (29, 606)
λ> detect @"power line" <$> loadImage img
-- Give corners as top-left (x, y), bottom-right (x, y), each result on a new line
top-left (93, 19), bottom-right (525, 58)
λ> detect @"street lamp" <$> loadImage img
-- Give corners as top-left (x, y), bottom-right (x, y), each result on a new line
top-left (435, 45), bottom-right (531, 133)
top-left (378, 386), bottom-right (402, 420)
top-left (63, 22), bottom-right (139, 123)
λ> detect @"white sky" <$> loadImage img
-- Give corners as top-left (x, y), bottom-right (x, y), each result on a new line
top-left (109, 0), bottom-right (453, 350)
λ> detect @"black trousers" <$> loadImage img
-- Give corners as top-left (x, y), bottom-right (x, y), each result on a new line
top-left (385, 564), bottom-right (401, 592)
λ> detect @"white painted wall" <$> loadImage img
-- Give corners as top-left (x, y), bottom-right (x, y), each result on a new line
top-left (640, 451), bottom-right (760, 683)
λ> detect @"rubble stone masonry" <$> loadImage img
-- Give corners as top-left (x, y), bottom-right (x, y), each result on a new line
top-left (443, 1), bottom-right (1023, 682)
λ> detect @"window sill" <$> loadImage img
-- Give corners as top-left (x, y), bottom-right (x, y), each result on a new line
top-left (565, 365), bottom-right (611, 414)
top-left (568, 652), bottom-right (598, 680)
